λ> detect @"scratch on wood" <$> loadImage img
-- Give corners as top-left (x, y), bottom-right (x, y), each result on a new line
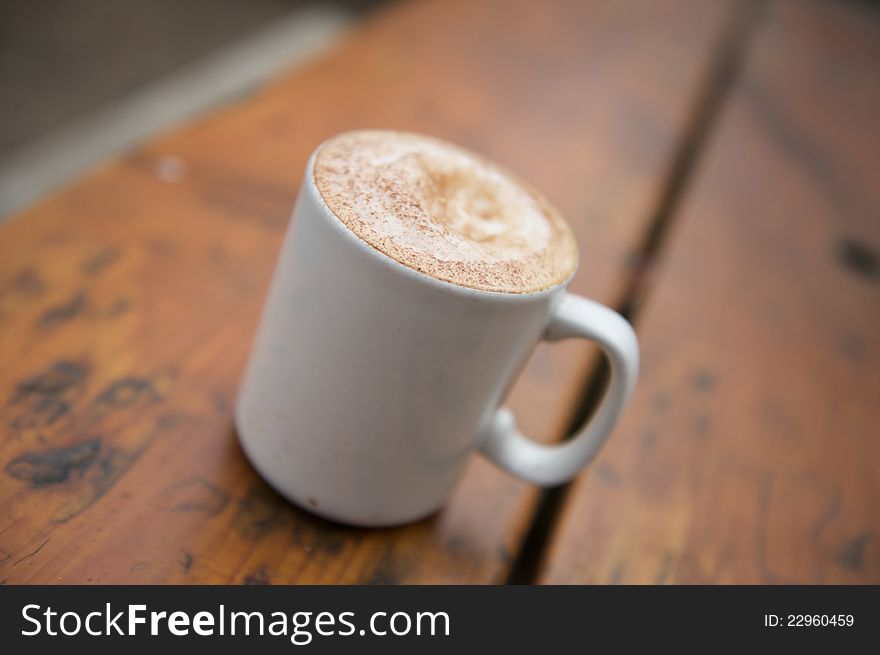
top-left (9, 360), bottom-right (88, 427)
top-left (692, 369), bottom-right (717, 392)
top-left (366, 564), bottom-right (401, 585)
top-left (837, 238), bottom-right (880, 284)
top-left (81, 248), bottom-right (121, 276)
top-left (6, 438), bottom-right (101, 486)
top-left (13, 361), bottom-right (88, 397)
top-left (10, 268), bottom-right (46, 297)
top-left (102, 297), bottom-right (131, 318)
top-left (365, 544), bottom-right (404, 585)
top-left (38, 290), bottom-right (88, 329)
top-left (52, 413), bottom-right (179, 524)
top-left (836, 532), bottom-right (872, 571)
top-left (93, 378), bottom-right (160, 409)
top-left (290, 517), bottom-right (346, 556)
top-left (179, 550), bottom-right (194, 574)
top-left (13, 537), bottom-right (50, 566)
top-left (159, 478), bottom-right (229, 517)
top-left (243, 567), bottom-right (272, 585)
top-left (232, 484), bottom-right (290, 541)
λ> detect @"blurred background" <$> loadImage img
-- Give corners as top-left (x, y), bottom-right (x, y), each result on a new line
top-left (0, 0), bottom-right (383, 216)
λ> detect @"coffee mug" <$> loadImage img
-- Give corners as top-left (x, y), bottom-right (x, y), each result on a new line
top-left (236, 133), bottom-right (639, 527)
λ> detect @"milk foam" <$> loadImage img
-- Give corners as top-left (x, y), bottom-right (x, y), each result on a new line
top-left (313, 130), bottom-right (578, 293)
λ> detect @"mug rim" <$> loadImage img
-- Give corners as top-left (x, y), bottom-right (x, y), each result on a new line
top-left (303, 144), bottom-right (576, 304)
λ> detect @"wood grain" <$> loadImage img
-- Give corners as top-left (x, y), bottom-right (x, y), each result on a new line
top-left (0, 0), bottom-right (734, 583)
top-left (539, 0), bottom-right (880, 584)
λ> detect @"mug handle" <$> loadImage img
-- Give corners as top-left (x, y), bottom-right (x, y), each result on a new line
top-left (479, 292), bottom-right (639, 486)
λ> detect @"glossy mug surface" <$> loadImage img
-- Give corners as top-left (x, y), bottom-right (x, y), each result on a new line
top-left (236, 131), bottom-right (639, 526)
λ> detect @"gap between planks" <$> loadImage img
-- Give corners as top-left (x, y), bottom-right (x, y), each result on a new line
top-left (506, 0), bottom-right (767, 585)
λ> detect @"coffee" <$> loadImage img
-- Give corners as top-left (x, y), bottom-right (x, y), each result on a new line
top-left (313, 130), bottom-right (578, 293)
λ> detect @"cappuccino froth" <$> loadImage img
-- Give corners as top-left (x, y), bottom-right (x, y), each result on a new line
top-left (313, 130), bottom-right (578, 293)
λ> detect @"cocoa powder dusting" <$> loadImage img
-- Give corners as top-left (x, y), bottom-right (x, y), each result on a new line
top-left (313, 130), bottom-right (578, 294)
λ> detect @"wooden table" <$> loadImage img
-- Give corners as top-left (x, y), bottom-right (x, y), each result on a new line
top-left (1, 0), bottom-right (877, 584)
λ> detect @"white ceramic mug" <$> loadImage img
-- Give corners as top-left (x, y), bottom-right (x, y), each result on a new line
top-left (236, 146), bottom-right (639, 527)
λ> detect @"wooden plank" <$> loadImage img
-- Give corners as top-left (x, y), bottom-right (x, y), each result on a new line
top-left (0, 0), bottom-right (734, 583)
top-left (540, 0), bottom-right (880, 584)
